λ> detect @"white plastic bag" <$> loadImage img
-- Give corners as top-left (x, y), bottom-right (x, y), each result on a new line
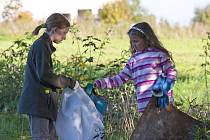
top-left (55, 86), bottom-right (104, 140)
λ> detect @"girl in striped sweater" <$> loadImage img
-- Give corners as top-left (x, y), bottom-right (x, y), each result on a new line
top-left (94, 22), bottom-right (177, 112)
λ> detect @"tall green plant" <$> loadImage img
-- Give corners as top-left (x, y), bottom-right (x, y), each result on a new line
top-left (201, 32), bottom-right (210, 138)
top-left (190, 32), bottom-right (210, 139)
top-left (61, 25), bottom-right (111, 85)
top-left (201, 32), bottom-right (210, 118)
top-left (68, 25), bottom-right (139, 138)
top-left (0, 33), bottom-right (34, 112)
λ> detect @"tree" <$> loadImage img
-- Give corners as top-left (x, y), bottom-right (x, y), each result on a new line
top-left (193, 4), bottom-right (210, 25)
top-left (16, 11), bottom-right (33, 23)
top-left (128, 0), bottom-right (142, 21)
top-left (2, 0), bottom-right (22, 21)
top-left (99, 0), bottom-right (133, 24)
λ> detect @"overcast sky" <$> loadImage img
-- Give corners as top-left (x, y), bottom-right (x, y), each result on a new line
top-left (0, 0), bottom-right (210, 25)
top-left (141, 0), bottom-right (210, 25)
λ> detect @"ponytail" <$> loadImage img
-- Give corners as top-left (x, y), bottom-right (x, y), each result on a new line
top-left (32, 23), bottom-right (47, 36)
top-left (32, 13), bottom-right (70, 36)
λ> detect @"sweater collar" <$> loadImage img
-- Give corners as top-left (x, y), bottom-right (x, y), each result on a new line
top-left (132, 47), bottom-right (154, 57)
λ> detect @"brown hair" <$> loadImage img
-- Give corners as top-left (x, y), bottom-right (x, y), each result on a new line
top-left (128, 22), bottom-right (174, 62)
top-left (32, 13), bottom-right (70, 35)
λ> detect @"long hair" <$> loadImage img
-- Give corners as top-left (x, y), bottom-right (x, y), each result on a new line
top-left (32, 13), bottom-right (70, 35)
top-left (128, 22), bottom-right (174, 62)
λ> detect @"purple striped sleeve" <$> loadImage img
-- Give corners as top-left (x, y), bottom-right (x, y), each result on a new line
top-left (95, 80), bottom-right (102, 88)
top-left (94, 62), bottom-right (132, 89)
top-left (137, 97), bottom-right (152, 103)
top-left (135, 80), bottom-right (156, 86)
top-left (95, 79), bottom-right (107, 89)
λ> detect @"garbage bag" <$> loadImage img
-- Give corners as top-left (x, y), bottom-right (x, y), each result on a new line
top-left (55, 86), bottom-right (104, 140)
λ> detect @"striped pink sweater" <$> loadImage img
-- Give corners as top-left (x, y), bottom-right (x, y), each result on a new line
top-left (95, 47), bottom-right (177, 112)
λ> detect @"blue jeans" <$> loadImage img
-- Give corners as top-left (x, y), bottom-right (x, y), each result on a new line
top-left (28, 115), bottom-right (57, 140)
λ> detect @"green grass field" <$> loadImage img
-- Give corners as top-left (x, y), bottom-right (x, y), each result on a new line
top-left (0, 35), bottom-right (204, 64)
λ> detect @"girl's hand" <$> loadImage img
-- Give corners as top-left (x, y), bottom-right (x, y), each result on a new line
top-left (73, 81), bottom-right (80, 90)
top-left (162, 78), bottom-right (174, 94)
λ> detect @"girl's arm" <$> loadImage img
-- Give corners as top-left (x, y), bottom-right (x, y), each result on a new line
top-left (160, 53), bottom-right (177, 81)
top-left (94, 62), bottom-right (132, 89)
top-left (35, 43), bottom-right (76, 89)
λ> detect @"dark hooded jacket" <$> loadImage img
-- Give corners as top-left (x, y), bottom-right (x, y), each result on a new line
top-left (18, 33), bottom-right (75, 121)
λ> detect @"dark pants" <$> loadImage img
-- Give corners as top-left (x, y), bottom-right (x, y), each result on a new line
top-left (28, 115), bottom-right (57, 140)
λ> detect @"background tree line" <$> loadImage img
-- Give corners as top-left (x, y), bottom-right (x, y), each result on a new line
top-left (0, 0), bottom-right (210, 38)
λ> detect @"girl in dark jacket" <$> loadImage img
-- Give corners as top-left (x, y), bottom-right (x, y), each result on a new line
top-left (18, 13), bottom-right (79, 140)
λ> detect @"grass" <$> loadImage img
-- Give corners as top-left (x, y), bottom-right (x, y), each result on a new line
top-left (0, 113), bottom-right (30, 140)
top-left (0, 34), bottom-right (204, 64)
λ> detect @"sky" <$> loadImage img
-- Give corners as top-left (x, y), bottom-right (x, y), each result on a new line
top-left (0, 0), bottom-right (210, 26)
top-left (141, 0), bottom-right (210, 25)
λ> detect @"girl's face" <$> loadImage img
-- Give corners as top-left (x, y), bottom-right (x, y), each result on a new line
top-left (52, 27), bottom-right (69, 44)
top-left (129, 34), bottom-right (146, 52)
